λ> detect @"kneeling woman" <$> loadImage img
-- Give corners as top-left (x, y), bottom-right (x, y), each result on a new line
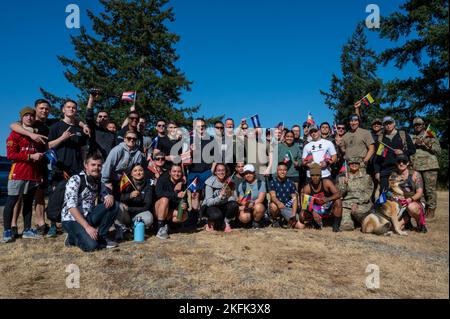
top-left (390, 155), bottom-right (427, 233)
top-left (116, 164), bottom-right (154, 240)
top-left (203, 163), bottom-right (239, 232)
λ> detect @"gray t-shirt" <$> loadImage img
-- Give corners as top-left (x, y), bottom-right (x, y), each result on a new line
top-left (237, 178), bottom-right (267, 201)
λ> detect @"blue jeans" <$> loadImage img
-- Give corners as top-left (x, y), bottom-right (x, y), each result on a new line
top-left (62, 202), bottom-right (119, 252)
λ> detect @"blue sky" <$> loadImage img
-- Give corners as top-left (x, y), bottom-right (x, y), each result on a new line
top-left (0, 0), bottom-right (416, 155)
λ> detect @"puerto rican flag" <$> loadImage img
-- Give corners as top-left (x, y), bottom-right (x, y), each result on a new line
top-left (122, 91), bottom-right (136, 102)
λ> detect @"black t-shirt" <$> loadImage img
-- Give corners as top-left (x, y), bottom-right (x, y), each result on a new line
top-left (33, 118), bottom-right (60, 137)
top-left (189, 134), bottom-right (215, 172)
top-left (155, 173), bottom-right (185, 203)
top-left (158, 135), bottom-right (182, 157)
top-left (48, 121), bottom-right (88, 176)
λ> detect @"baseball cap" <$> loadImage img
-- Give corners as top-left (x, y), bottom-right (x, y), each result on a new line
top-left (309, 124), bottom-right (319, 132)
top-left (371, 118), bottom-right (382, 125)
top-left (243, 164), bottom-right (255, 173)
top-left (383, 116), bottom-right (395, 124)
top-left (413, 117), bottom-right (425, 125)
top-left (20, 107), bottom-right (35, 119)
top-left (349, 114), bottom-right (360, 121)
top-left (348, 157), bottom-right (362, 164)
top-left (309, 163), bottom-right (322, 176)
top-left (395, 154), bottom-right (409, 163)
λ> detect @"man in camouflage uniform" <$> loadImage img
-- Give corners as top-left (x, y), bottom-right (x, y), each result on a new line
top-left (336, 157), bottom-right (374, 231)
top-left (411, 117), bottom-right (441, 219)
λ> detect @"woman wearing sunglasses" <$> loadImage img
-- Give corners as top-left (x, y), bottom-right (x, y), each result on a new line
top-left (148, 151), bottom-right (168, 185)
top-left (390, 155), bottom-right (427, 233)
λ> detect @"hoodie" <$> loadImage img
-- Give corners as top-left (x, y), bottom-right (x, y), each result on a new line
top-left (101, 142), bottom-right (145, 184)
top-left (203, 175), bottom-right (237, 207)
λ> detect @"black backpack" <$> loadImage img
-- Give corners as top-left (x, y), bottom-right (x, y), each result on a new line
top-left (46, 173), bottom-right (99, 223)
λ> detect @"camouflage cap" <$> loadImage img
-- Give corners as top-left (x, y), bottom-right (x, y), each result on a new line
top-left (413, 117), bottom-right (425, 125)
top-left (348, 157), bottom-right (362, 164)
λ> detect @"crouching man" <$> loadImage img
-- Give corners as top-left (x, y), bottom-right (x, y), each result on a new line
top-left (61, 153), bottom-right (120, 252)
top-left (299, 163), bottom-right (342, 232)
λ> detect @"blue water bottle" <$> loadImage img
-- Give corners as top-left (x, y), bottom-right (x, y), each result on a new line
top-left (134, 218), bottom-right (145, 242)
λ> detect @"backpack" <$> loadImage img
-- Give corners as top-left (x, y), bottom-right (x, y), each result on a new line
top-left (378, 130), bottom-right (408, 153)
top-left (46, 173), bottom-right (99, 223)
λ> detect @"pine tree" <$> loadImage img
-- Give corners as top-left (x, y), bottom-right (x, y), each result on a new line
top-left (320, 23), bottom-right (384, 126)
top-left (377, 0), bottom-right (449, 132)
top-left (41, 0), bottom-right (220, 129)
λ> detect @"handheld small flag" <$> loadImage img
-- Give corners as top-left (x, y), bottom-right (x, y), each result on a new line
top-left (120, 173), bottom-right (131, 192)
top-left (283, 151), bottom-right (294, 165)
top-left (376, 143), bottom-right (388, 157)
top-left (150, 136), bottom-right (159, 150)
top-left (276, 122), bottom-right (284, 129)
top-left (323, 150), bottom-right (332, 163)
top-left (240, 189), bottom-right (252, 203)
top-left (339, 161), bottom-right (348, 175)
top-left (376, 191), bottom-right (387, 205)
top-left (181, 151), bottom-right (192, 165)
top-left (44, 149), bottom-right (58, 166)
top-left (285, 198), bottom-right (294, 208)
top-left (303, 151), bottom-right (313, 164)
top-left (361, 93), bottom-right (375, 106)
top-left (122, 91), bottom-right (136, 102)
top-left (307, 113), bottom-right (315, 125)
top-left (250, 114), bottom-right (261, 128)
top-left (187, 177), bottom-right (199, 193)
top-left (425, 125), bottom-right (437, 138)
top-left (147, 157), bottom-right (159, 175)
top-left (332, 121), bottom-right (337, 136)
top-left (301, 194), bottom-right (315, 212)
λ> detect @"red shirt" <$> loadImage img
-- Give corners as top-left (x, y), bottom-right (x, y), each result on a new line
top-left (6, 131), bottom-right (45, 182)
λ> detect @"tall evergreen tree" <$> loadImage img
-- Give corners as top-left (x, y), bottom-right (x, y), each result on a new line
top-left (41, 0), bottom-right (220, 129)
top-left (377, 0), bottom-right (449, 132)
top-left (320, 23), bottom-right (384, 126)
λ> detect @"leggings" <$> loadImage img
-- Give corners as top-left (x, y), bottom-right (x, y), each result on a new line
top-left (3, 191), bottom-right (36, 231)
top-left (206, 201), bottom-right (239, 224)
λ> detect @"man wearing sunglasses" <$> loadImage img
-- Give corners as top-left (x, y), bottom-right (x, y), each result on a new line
top-left (117, 111), bottom-right (144, 152)
top-left (156, 120), bottom-right (182, 167)
top-left (85, 92), bottom-right (117, 161)
top-left (410, 117), bottom-right (441, 219)
top-left (374, 116), bottom-right (416, 192)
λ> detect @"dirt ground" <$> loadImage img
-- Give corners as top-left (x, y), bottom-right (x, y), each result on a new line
top-left (0, 192), bottom-right (448, 299)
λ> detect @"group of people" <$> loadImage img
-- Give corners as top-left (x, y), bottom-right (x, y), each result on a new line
top-left (2, 93), bottom-right (442, 252)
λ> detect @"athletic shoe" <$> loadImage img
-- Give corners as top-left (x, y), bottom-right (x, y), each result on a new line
top-left (272, 220), bottom-right (282, 228)
top-left (205, 224), bottom-right (214, 232)
top-left (2, 230), bottom-right (15, 243)
top-left (156, 224), bottom-right (169, 240)
top-left (416, 224), bottom-right (428, 233)
top-left (11, 226), bottom-right (20, 239)
top-left (64, 234), bottom-right (73, 248)
top-left (22, 229), bottom-right (42, 239)
top-left (105, 239), bottom-right (118, 249)
top-left (47, 224), bottom-right (58, 238)
top-left (36, 223), bottom-right (49, 236)
top-left (224, 224), bottom-right (232, 233)
top-left (252, 221), bottom-right (261, 229)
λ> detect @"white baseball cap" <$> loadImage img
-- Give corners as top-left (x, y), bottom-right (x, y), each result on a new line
top-left (243, 164), bottom-right (255, 173)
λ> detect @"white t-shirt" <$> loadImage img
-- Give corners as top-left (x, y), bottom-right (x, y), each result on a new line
top-left (302, 138), bottom-right (337, 178)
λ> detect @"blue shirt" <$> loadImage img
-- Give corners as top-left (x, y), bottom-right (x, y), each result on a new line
top-left (269, 178), bottom-right (297, 205)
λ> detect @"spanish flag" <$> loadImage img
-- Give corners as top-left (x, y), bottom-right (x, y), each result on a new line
top-left (120, 173), bottom-right (131, 192)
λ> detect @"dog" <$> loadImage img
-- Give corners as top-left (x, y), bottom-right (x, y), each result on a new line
top-left (361, 173), bottom-right (408, 236)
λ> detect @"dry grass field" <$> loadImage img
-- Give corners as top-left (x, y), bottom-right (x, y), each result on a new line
top-left (0, 192), bottom-right (448, 299)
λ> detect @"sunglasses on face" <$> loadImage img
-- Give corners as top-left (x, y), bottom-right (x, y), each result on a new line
top-left (129, 117), bottom-right (139, 121)
top-left (397, 161), bottom-right (408, 165)
top-left (97, 115), bottom-right (108, 119)
top-left (337, 127), bottom-right (345, 130)
top-left (125, 137), bottom-right (137, 141)
top-left (215, 126), bottom-right (224, 130)
top-left (155, 157), bottom-right (165, 161)
top-left (157, 124), bottom-right (166, 128)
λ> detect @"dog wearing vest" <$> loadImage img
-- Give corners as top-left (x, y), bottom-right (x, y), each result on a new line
top-left (361, 172), bottom-right (408, 236)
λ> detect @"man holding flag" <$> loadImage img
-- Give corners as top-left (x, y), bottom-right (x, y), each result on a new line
top-left (411, 117), bottom-right (441, 219)
top-left (374, 116), bottom-right (416, 192)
